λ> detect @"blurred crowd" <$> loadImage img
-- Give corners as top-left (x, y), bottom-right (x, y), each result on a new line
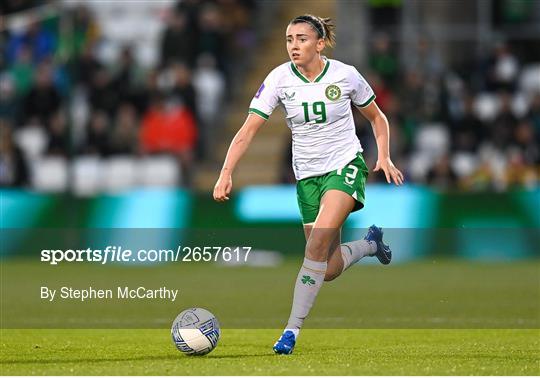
top-left (350, 34), bottom-right (540, 191)
top-left (283, 33), bottom-right (539, 192)
top-left (1, 0), bottom-right (255, 189)
top-left (1, 1), bottom-right (539, 193)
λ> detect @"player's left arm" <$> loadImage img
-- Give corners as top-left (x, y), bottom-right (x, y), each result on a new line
top-left (357, 101), bottom-right (404, 185)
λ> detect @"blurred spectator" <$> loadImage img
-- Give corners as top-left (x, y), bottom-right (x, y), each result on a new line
top-left (6, 18), bottom-right (56, 65)
top-left (175, 0), bottom-right (201, 32)
top-left (398, 70), bottom-right (426, 146)
top-left (140, 94), bottom-right (197, 185)
top-left (82, 111), bottom-right (110, 156)
top-left (193, 53), bottom-right (225, 159)
top-left (140, 95), bottom-right (197, 154)
top-left (46, 111), bottom-right (68, 157)
top-left (72, 43), bottom-right (102, 88)
top-left (8, 45), bottom-right (34, 96)
top-left (88, 67), bottom-right (117, 116)
top-left (109, 103), bottom-right (139, 155)
top-left (57, 5), bottom-right (99, 61)
top-left (160, 10), bottom-right (196, 67)
top-left (170, 62), bottom-right (197, 116)
top-left (367, 72), bottom-right (393, 113)
top-left (131, 69), bottom-right (161, 115)
top-left (487, 42), bottom-right (520, 92)
top-left (0, 120), bottom-right (29, 187)
top-left (450, 94), bottom-right (485, 153)
top-left (489, 92), bottom-right (518, 150)
top-left (217, 0), bottom-right (256, 54)
top-left (409, 37), bottom-right (444, 81)
top-left (111, 46), bottom-right (143, 106)
top-left (0, 74), bottom-right (19, 124)
top-left (512, 120), bottom-right (540, 165)
top-left (505, 147), bottom-right (538, 189)
top-left (21, 61), bottom-right (61, 127)
top-left (197, 4), bottom-right (227, 73)
top-left (369, 33), bottom-right (398, 87)
top-left (426, 154), bottom-right (458, 190)
top-left (527, 93), bottom-right (540, 139)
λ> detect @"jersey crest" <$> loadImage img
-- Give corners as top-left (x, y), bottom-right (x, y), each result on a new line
top-left (325, 84), bottom-right (341, 101)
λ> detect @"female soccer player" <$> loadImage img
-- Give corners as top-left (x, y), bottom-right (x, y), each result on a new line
top-left (213, 14), bottom-right (403, 355)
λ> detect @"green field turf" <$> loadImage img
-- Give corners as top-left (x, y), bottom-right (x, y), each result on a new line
top-left (1, 329), bottom-right (539, 375)
top-left (1, 259), bottom-right (539, 374)
top-left (2, 259), bottom-right (539, 329)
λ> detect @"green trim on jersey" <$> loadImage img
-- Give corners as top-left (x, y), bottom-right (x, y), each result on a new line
top-left (290, 59), bottom-right (330, 83)
top-left (296, 152), bottom-right (369, 224)
top-left (357, 94), bottom-right (376, 108)
top-left (314, 60), bottom-right (330, 82)
top-left (290, 63), bottom-right (310, 83)
top-left (248, 108), bottom-right (269, 120)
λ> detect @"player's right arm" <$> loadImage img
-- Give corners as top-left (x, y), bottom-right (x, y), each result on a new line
top-left (213, 114), bottom-right (266, 202)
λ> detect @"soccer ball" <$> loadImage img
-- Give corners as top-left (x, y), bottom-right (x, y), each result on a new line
top-left (171, 308), bottom-right (221, 356)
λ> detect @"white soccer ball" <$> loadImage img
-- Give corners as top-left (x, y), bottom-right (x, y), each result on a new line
top-left (171, 308), bottom-right (221, 356)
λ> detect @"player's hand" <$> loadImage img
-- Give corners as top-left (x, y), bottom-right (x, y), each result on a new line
top-left (213, 173), bottom-right (233, 202)
top-left (374, 157), bottom-right (404, 185)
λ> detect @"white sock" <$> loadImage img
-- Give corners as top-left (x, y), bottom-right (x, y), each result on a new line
top-left (340, 239), bottom-right (377, 272)
top-left (285, 257), bottom-right (327, 331)
top-left (285, 328), bottom-right (300, 338)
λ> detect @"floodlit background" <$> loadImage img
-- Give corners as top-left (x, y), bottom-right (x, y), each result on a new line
top-left (1, 0), bottom-right (539, 260)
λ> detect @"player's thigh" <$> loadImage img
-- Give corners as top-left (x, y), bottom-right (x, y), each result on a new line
top-left (315, 189), bottom-right (355, 229)
top-left (306, 190), bottom-right (353, 259)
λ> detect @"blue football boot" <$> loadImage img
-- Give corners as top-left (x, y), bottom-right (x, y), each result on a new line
top-left (273, 330), bottom-right (296, 355)
top-left (364, 225), bottom-right (392, 265)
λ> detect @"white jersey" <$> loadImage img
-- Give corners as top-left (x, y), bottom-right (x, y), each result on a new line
top-left (248, 57), bottom-right (375, 180)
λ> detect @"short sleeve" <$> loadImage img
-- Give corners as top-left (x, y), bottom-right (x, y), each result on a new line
top-left (349, 67), bottom-right (376, 108)
top-left (248, 69), bottom-right (280, 121)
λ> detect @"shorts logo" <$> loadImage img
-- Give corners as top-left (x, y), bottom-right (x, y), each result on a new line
top-left (325, 84), bottom-right (341, 101)
top-left (255, 83), bottom-right (265, 98)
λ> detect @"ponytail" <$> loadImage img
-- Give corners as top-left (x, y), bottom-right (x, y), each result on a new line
top-left (318, 17), bottom-right (336, 48)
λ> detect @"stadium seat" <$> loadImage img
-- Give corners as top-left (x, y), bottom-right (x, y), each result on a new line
top-left (102, 156), bottom-right (137, 193)
top-left (73, 156), bottom-right (102, 197)
top-left (451, 152), bottom-right (478, 178)
top-left (14, 126), bottom-right (48, 159)
top-left (519, 63), bottom-right (540, 95)
top-left (473, 93), bottom-right (500, 122)
top-left (138, 156), bottom-right (180, 187)
top-left (415, 123), bottom-right (450, 158)
top-left (408, 152), bottom-right (433, 182)
top-left (31, 156), bottom-right (68, 192)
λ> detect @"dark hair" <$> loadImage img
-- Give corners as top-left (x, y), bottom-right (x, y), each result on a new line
top-left (290, 14), bottom-right (336, 48)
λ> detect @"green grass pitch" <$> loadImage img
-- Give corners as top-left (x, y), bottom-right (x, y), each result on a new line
top-left (1, 329), bottom-right (539, 375)
top-left (1, 259), bottom-right (539, 374)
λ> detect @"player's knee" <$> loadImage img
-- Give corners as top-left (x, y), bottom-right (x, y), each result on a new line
top-left (304, 236), bottom-right (329, 260)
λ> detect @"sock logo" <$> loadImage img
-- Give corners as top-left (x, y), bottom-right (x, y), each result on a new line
top-left (301, 275), bottom-right (316, 286)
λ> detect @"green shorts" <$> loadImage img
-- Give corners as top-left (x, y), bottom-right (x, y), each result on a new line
top-left (296, 152), bottom-right (369, 224)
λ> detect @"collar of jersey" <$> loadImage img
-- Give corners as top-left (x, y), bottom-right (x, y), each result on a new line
top-left (290, 57), bottom-right (330, 83)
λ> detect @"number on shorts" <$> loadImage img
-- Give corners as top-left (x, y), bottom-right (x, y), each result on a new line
top-left (337, 164), bottom-right (358, 185)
